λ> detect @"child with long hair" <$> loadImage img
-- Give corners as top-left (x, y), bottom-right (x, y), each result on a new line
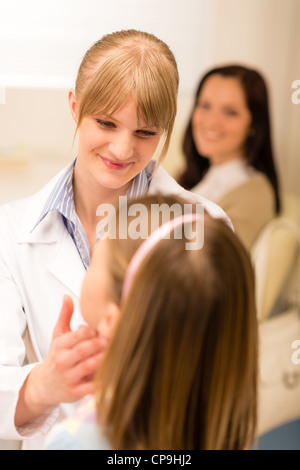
top-left (46, 194), bottom-right (258, 450)
top-left (0, 30), bottom-right (230, 449)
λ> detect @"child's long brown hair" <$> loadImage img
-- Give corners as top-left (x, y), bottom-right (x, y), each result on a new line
top-left (94, 195), bottom-right (258, 450)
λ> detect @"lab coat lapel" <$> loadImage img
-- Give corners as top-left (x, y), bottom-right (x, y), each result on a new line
top-left (46, 226), bottom-right (86, 299)
top-left (17, 169), bottom-right (86, 298)
top-left (17, 168), bottom-right (67, 244)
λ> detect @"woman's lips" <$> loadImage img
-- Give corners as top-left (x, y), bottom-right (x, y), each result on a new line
top-left (201, 131), bottom-right (222, 142)
top-left (98, 155), bottom-right (132, 170)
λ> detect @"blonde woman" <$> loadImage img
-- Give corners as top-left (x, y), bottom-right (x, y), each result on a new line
top-left (45, 194), bottom-right (258, 450)
top-left (0, 30), bottom-right (229, 450)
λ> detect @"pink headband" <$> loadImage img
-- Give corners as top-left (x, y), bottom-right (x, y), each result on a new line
top-left (121, 212), bottom-right (202, 301)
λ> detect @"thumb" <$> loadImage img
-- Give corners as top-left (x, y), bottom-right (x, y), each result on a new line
top-left (53, 294), bottom-right (74, 339)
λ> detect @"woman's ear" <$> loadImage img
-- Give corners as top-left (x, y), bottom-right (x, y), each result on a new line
top-left (68, 88), bottom-right (78, 123)
top-left (97, 302), bottom-right (120, 342)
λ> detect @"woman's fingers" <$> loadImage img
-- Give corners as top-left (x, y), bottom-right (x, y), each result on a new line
top-left (52, 294), bottom-right (74, 339)
top-left (53, 323), bottom-right (99, 350)
top-left (53, 333), bottom-right (104, 371)
top-left (63, 352), bottom-right (104, 399)
top-left (35, 296), bottom-right (107, 405)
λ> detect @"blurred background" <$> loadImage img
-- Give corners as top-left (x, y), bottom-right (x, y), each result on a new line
top-left (0, 0), bottom-right (299, 450)
top-left (0, 0), bottom-right (299, 204)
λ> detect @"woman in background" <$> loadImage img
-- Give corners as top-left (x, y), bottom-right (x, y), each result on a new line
top-left (45, 194), bottom-right (258, 450)
top-left (178, 65), bottom-right (280, 250)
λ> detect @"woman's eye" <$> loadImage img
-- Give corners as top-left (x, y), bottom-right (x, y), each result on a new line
top-left (136, 130), bottom-right (157, 138)
top-left (197, 101), bottom-right (210, 110)
top-left (224, 109), bottom-right (238, 116)
top-left (96, 119), bottom-right (115, 128)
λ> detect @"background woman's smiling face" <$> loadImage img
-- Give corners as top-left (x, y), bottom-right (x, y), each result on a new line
top-left (192, 75), bottom-right (252, 165)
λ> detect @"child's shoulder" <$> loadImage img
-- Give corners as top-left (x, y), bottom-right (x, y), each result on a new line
top-left (45, 395), bottom-right (110, 450)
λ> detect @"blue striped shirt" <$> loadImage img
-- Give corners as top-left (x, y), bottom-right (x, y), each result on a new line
top-left (34, 159), bottom-right (154, 269)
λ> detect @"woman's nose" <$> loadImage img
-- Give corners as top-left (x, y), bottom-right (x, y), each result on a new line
top-left (194, 107), bottom-right (222, 129)
top-left (109, 132), bottom-right (134, 161)
top-left (204, 109), bottom-right (223, 129)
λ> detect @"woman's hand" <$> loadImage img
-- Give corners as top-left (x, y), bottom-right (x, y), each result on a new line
top-left (15, 295), bottom-right (105, 427)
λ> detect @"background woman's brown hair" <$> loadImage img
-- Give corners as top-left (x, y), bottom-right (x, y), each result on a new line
top-left (178, 65), bottom-right (280, 213)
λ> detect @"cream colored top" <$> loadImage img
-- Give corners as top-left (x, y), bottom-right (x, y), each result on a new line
top-left (192, 160), bottom-right (276, 250)
top-left (192, 159), bottom-right (257, 202)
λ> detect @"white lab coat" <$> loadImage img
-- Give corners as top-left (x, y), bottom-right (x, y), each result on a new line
top-left (0, 162), bottom-right (230, 450)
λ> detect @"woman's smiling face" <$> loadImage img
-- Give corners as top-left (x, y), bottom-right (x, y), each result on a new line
top-left (75, 95), bottom-right (164, 194)
top-left (192, 75), bottom-right (252, 165)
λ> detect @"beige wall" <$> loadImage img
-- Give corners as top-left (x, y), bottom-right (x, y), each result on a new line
top-left (0, 89), bottom-right (75, 203)
top-left (207, 0), bottom-right (300, 199)
top-left (164, 0), bottom-right (300, 199)
top-left (0, 0), bottom-right (299, 203)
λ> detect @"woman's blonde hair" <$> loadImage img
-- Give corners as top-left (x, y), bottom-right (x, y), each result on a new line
top-left (94, 195), bottom-right (258, 450)
top-left (75, 30), bottom-right (179, 163)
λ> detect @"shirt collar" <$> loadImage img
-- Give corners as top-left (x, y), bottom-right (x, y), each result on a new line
top-left (33, 158), bottom-right (155, 233)
top-left (32, 159), bottom-right (75, 232)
